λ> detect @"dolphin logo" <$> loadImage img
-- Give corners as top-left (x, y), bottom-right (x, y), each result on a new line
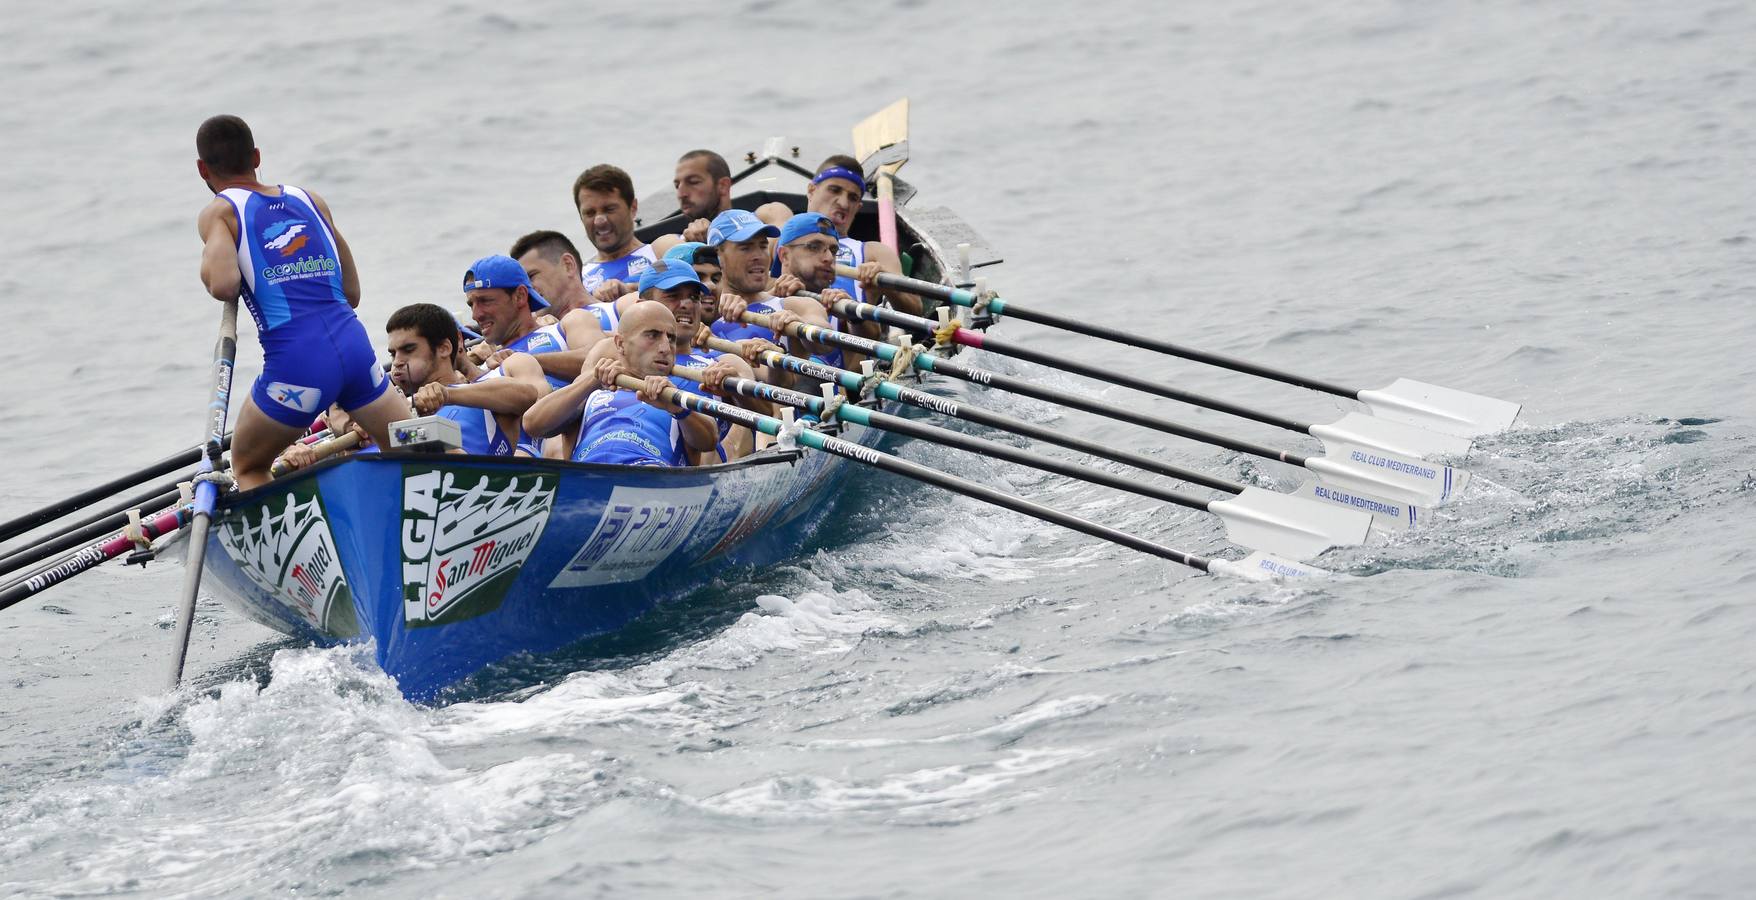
top-left (262, 220), bottom-right (310, 257)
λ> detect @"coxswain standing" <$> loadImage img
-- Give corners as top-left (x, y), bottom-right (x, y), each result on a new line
top-left (193, 114), bottom-right (408, 491)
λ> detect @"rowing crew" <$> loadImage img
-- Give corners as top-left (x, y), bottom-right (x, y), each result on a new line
top-left (195, 115), bottom-right (920, 488)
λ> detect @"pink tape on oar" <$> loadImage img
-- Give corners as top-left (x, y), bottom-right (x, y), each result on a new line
top-left (954, 328), bottom-right (985, 349)
top-left (96, 506), bottom-right (188, 558)
top-left (878, 192), bottom-right (897, 251)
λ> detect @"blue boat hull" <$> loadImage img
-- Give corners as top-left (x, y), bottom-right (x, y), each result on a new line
top-left (200, 422), bottom-right (873, 698)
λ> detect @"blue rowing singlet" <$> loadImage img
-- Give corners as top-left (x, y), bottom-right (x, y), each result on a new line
top-left (503, 323), bottom-right (569, 389)
top-left (586, 300), bottom-right (622, 333)
top-left (832, 237), bottom-right (865, 302)
top-left (572, 388), bottom-right (689, 466)
top-left (218, 184), bottom-right (388, 427)
top-left (581, 245), bottom-right (657, 295)
top-left (435, 368), bottom-right (539, 456)
top-left (710, 297), bottom-right (785, 343)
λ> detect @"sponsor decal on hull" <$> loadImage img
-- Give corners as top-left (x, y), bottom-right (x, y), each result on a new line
top-left (217, 482), bottom-right (358, 636)
top-left (402, 466), bottom-right (558, 627)
top-left (548, 484), bottom-right (713, 588)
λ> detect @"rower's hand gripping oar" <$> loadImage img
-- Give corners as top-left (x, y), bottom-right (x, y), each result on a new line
top-left (167, 299), bottom-right (240, 689)
top-left (736, 309), bottom-right (1426, 533)
top-left (612, 372), bottom-right (1318, 580)
top-left (807, 291), bottom-right (1471, 511)
top-left (674, 358), bottom-right (1368, 562)
top-left (840, 265), bottom-right (1520, 440)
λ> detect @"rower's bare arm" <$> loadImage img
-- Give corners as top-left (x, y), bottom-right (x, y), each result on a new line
top-left (864, 243), bottom-right (921, 315)
top-left (754, 202), bottom-right (791, 228)
top-left (650, 234), bottom-right (681, 258)
top-left (447, 373), bottom-right (540, 415)
top-left (197, 200), bottom-right (241, 302)
top-left (523, 342), bottom-right (620, 437)
top-left (306, 190), bottom-right (361, 307)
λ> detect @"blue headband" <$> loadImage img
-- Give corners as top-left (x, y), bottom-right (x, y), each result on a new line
top-left (812, 166), bottom-right (867, 195)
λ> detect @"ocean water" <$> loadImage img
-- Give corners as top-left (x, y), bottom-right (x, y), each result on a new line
top-left (3, 1), bottom-right (1755, 897)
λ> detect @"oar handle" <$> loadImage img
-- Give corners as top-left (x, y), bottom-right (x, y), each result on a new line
top-left (268, 432), bottom-right (363, 479)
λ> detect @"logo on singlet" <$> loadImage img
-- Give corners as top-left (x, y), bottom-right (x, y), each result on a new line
top-left (261, 219), bottom-right (310, 257)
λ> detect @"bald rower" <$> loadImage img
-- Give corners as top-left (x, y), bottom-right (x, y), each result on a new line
top-left (523, 301), bottom-right (719, 467)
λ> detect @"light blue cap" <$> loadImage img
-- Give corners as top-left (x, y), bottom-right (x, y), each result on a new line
top-left (706, 209), bottom-right (780, 247)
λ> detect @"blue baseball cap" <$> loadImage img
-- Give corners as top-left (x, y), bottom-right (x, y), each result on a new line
top-left (462, 254), bottom-right (550, 311)
top-left (706, 209), bottom-right (780, 247)
top-left (454, 312), bottom-right (482, 341)
top-left (664, 241), bottom-right (714, 264)
top-left (637, 258), bottom-right (709, 295)
top-left (778, 212), bottom-right (841, 247)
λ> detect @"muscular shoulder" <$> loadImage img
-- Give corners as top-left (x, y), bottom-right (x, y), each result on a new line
top-left (502, 351), bottom-right (544, 380)
top-left (197, 196), bottom-right (237, 238)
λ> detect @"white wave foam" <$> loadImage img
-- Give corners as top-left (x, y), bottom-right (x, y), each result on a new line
top-left (692, 747), bottom-right (1090, 825)
top-left (2, 644), bottom-right (603, 897)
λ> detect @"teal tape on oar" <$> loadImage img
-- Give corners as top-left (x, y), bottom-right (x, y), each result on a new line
top-left (624, 373), bottom-right (1307, 577)
top-left (676, 366), bottom-right (1368, 561)
top-left (846, 266), bottom-right (1520, 438)
top-left (813, 294), bottom-right (1470, 509)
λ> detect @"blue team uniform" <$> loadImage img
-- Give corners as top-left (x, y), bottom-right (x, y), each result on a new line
top-left (572, 382), bottom-right (696, 467)
top-left (502, 323), bottom-right (569, 390)
top-left (710, 297), bottom-right (786, 343)
top-left (581, 245), bottom-right (657, 299)
top-left (218, 185), bottom-right (389, 427)
top-left (584, 300), bottom-right (623, 333)
top-left (832, 236), bottom-right (866, 302)
top-left (435, 368), bottom-right (540, 457)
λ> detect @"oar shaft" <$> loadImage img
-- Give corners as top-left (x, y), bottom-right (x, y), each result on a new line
top-left (0, 504), bottom-right (192, 614)
top-left (693, 370), bottom-right (1214, 513)
top-left (616, 375), bottom-right (1217, 573)
top-left (838, 266), bottom-right (1364, 398)
top-left (814, 296), bottom-right (1316, 469)
top-left (0, 487), bottom-right (182, 579)
top-left (168, 299), bottom-right (240, 689)
top-left (726, 336), bottom-right (1249, 496)
top-left (810, 290), bottom-right (1317, 436)
top-left (0, 435), bottom-right (228, 546)
top-left (749, 314), bottom-right (1266, 493)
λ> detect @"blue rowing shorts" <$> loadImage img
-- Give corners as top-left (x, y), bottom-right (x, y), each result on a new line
top-left (252, 313), bottom-right (391, 428)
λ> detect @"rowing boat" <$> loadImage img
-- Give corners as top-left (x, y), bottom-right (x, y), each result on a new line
top-left (196, 140), bottom-right (1003, 699)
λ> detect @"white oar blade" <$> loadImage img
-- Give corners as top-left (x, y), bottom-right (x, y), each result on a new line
top-left (1210, 487), bottom-right (1372, 561)
top-left (1309, 411), bottom-right (1473, 460)
top-left (1209, 552), bottom-right (1329, 581)
top-left (1307, 443), bottom-right (1470, 507)
top-left (1356, 377), bottom-right (1522, 438)
top-left (1291, 478), bottom-right (1426, 533)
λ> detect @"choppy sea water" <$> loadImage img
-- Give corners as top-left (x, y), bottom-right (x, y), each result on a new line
top-left (3, 1), bottom-right (1755, 897)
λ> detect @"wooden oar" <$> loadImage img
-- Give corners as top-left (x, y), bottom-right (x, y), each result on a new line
top-left (675, 364), bottom-right (1366, 561)
top-left (0, 502), bottom-right (192, 615)
top-left (813, 292), bottom-right (1469, 511)
top-left (850, 98), bottom-right (908, 252)
top-left (738, 313), bottom-right (1423, 532)
top-left (613, 373), bottom-right (1318, 580)
top-left (0, 434), bottom-right (231, 547)
top-left (167, 300), bottom-right (240, 689)
top-left (841, 266), bottom-right (1520, 440)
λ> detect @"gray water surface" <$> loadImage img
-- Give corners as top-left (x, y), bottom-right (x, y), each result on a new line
top-left (3, 1), bottom-right (1754, 897)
